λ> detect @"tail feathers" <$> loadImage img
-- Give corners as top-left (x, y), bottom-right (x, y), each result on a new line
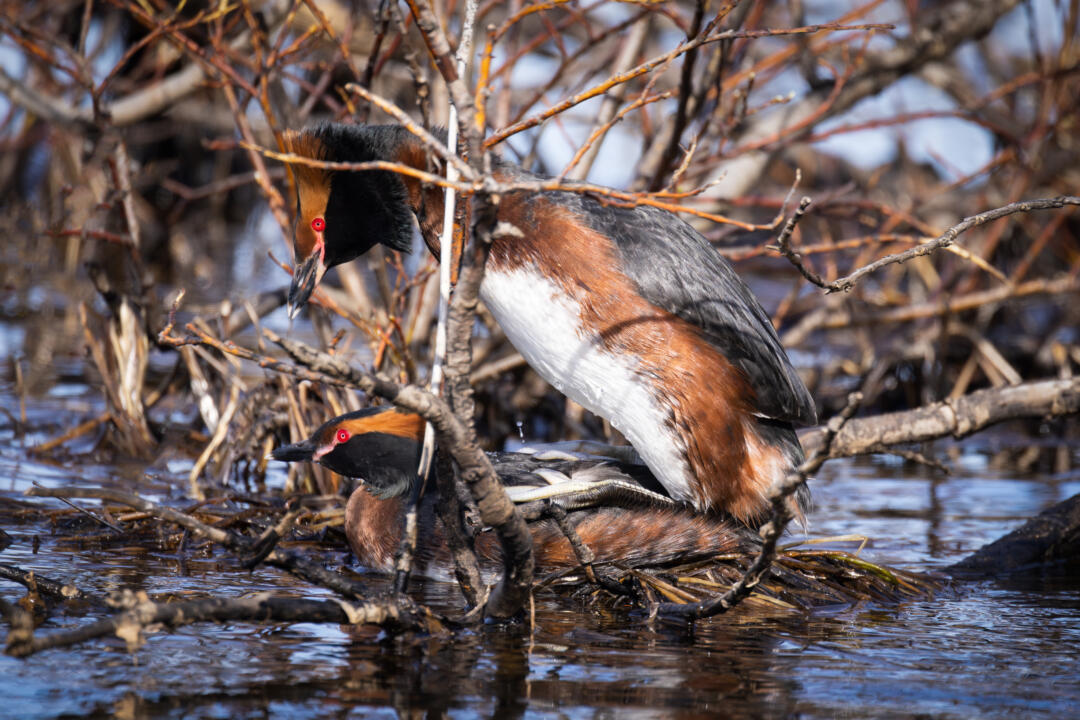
top-left (754, 416), bottom-right (812, 527)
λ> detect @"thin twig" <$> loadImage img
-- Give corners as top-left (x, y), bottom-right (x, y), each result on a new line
top-left (774, 196), bottom-right (821, 285)
top-left (822, 196), bottom-right (1080, 293)
top-left (30, 481), bottom-right (124, 533)
top-left (345, 82), bottom-right (474, 180)
top-left (485, 21), bottom-right (892, 148)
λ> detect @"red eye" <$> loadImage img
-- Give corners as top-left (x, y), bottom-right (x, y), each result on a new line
top-left (311, 217), bottom-right (325, 232)
top-left (335, 428), bottom-right (350, 443)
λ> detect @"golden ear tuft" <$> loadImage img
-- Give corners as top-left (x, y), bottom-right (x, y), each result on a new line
top-left (282, 130), bottom-right (331, 191)
top-left (281, 130), bottom-right (333, 241)
top-left (338, 409), bottom-right (426, 443)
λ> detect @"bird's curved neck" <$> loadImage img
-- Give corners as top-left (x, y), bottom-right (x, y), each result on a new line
top-left (382, 135), bottom-right (452, 257)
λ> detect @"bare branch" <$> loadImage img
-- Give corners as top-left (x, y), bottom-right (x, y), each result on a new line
top-left (823, 196), bottom-right (1080, 293)
top-left (0, 66), bottom-right (92, 130)
top-left (0, 564), bottom-right (85, 601)
top-left (485, 21), bottom-right (892, 148)
top-left (799, 377), bottom-right (1080, 459)
top-left (782, 275), bottom-right (1080, 345)
top-left (5, 593), bottom-right (443, 658)
top-left (774, 197), bottom-right (821, 285)
top-left (0, 0), bottom-right (294, 128)
top-left (700, 0), bottom-right (1024, 200)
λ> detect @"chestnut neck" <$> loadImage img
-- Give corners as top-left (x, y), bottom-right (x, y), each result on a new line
top-left (388, 135), bottom-right (453, 258)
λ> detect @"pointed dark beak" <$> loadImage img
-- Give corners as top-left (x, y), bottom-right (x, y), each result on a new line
top-left (287, 252), bottom-right (327, 319)
top-left (270, 439), bottom-right (317, 463)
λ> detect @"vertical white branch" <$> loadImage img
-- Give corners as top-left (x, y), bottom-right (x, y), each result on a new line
top-left (417, 0), bottom-right (481, 482)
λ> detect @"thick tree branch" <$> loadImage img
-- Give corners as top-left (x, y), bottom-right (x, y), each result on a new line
top-left (433, 451), bottom-right (483, 606)
top-left (389, 0), bottom-right (482, 598)
top-left (398, 0), bottom-right (533, 619)
top-left (798, 377), bottom-right (1080, 459)
top-left (0, 564), bottom-right (85, 601)
top-left (443, 209), bottom-right (535, 617)
top-left (950, 493), bottom-right (1080, 577)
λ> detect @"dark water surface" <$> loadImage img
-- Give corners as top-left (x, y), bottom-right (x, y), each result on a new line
top-left (2, 353), bottom-right (1079, 719)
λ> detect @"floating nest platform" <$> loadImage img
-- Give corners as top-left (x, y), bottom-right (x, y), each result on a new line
top-left (546, 543), bottom-right (939, 613)
top-left (3, 496), bottom-right (940, 617)
top-left (521, 523), bottom-right (939, 615)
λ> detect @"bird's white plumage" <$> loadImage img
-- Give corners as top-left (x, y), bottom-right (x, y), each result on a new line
top-left (480, 265), bottom-right (695, 503)
top-left (503, 476), bottom-right (673, 506)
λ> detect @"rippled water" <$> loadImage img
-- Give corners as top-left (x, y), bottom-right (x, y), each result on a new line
top-left (1, 345), bottom-right (1079, 718)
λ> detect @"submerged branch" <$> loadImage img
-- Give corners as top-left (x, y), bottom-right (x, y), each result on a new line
top-left (0, 564), bottom-right (85, 601)
top-left (5, 592), bottom-right (443, 658)
top-left (950, 492), bottom-right (1080, 577)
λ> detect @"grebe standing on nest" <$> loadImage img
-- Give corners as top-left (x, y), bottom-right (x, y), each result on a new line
top-left (281, 123), bottom-right (816, 524)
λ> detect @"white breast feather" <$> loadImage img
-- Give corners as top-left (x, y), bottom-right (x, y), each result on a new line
top-left (480, 265), bottom-right (694, 503)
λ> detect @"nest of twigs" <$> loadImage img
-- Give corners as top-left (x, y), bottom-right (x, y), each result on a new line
top-left (541, 541), bottom-right (936, 613)
top-left (4, 496), bottom-right (937, 617)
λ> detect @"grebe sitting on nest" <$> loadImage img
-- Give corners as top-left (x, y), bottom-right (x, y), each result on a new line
top-left (272, 406), bottom-right (745, 578)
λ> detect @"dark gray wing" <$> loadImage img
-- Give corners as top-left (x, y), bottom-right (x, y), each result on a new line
top-left (579, 200), bottom-right (817, 426)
